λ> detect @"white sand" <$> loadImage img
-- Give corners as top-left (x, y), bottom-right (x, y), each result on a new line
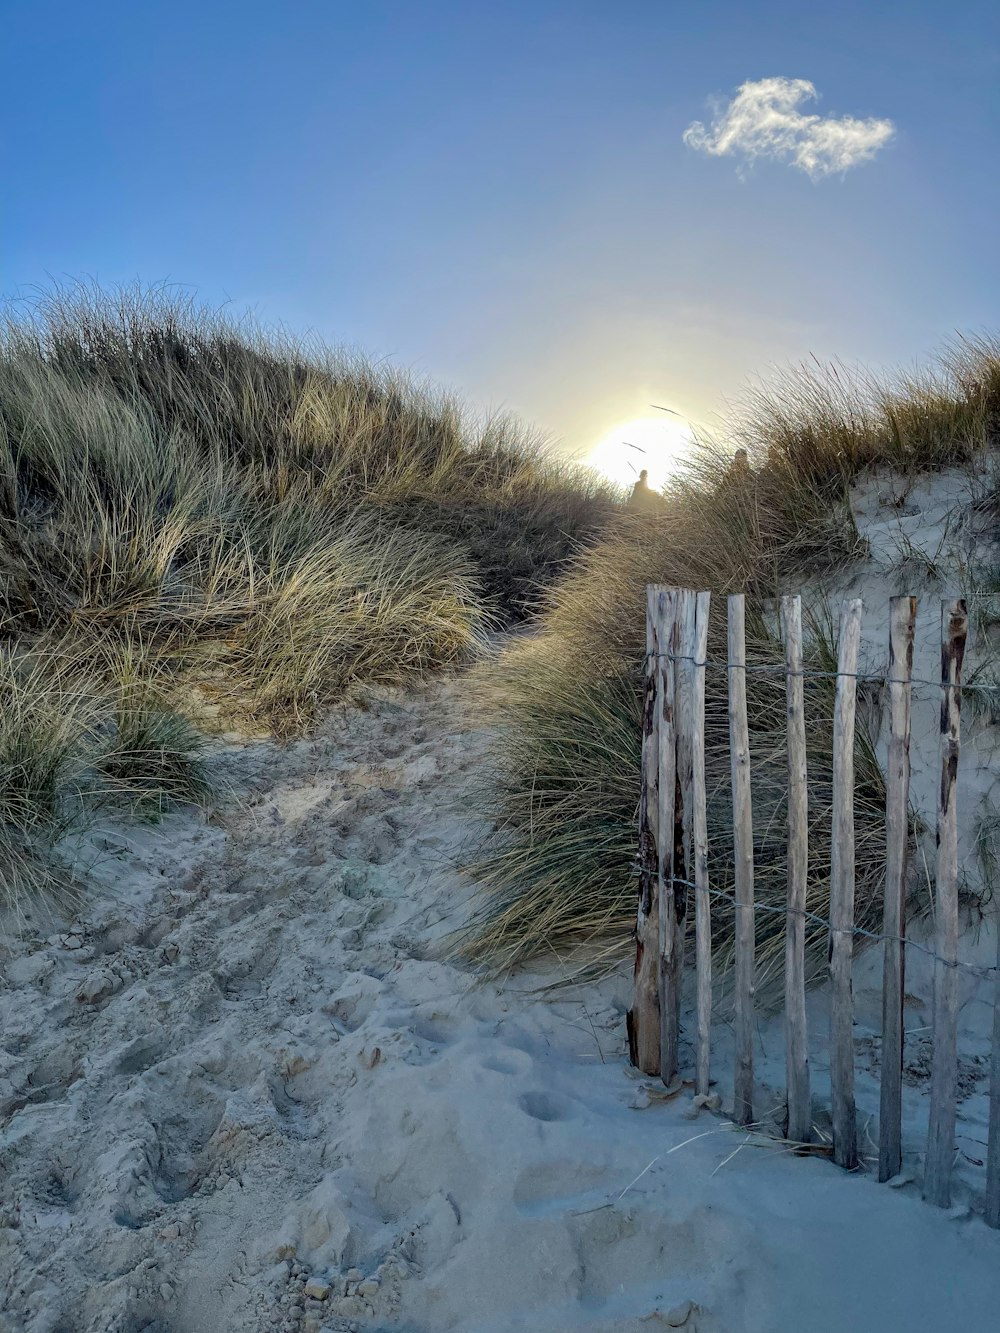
top-left (3, 468), bottom-right (1000, 1331)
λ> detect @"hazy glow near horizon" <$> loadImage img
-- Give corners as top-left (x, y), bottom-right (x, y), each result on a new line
top-left (586, 417), bottom-right (693, 491)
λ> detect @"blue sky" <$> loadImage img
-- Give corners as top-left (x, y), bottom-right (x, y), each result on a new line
top-left (2, 0), bottom-right (998, 465)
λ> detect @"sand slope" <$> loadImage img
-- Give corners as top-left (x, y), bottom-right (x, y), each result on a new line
top-left (2, 672), bottom-right (1000, 1333)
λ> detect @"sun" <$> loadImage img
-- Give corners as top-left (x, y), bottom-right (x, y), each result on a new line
top-left (586, 417), bottom-right (693, 492)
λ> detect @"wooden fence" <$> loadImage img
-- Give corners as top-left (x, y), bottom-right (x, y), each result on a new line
top-left (628, 585), bottom-right (1000, 1223)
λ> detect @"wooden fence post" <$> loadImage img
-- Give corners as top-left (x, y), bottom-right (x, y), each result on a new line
top-left (728, 594), bottom-right (755, 1126)
top-left (675, 589), bottom-right (697, 895)
top-left (658, 588), bottom-right (682, 1085)
top-left (692, 591), bottom-right (713, 1099)
top-left (830, 597), bottom-right (863, 1171)
top-left (986, 917), bottom-right (1000, 1228)
top-left (924, 599), bottom-right (968, 1208)
top-left (781, 594), bottom-right (811, 1145)
top-left (629, 585), bottom-right (663, 1074)
top-left (879, 595), bottom-right (917, 1183)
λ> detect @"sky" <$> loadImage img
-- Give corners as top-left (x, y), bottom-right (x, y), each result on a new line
top-left (2, 0), bottom-right (999, 476)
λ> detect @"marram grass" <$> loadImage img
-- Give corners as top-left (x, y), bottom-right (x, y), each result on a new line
top-left (0, 282), bottom-right (620, 913)
top-left (465, 336), bottom-right (1000, 976)
top-left (0, 644), bottom-right (210, 921)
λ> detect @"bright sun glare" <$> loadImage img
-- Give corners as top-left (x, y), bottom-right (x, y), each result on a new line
top-left (586, 417), bottom-right (693, 492)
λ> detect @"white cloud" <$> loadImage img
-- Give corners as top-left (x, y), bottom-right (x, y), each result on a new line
top-left (684, 77), bottom-right (895, 179)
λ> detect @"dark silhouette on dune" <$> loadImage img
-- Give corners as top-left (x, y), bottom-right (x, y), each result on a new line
top-left (626, 468), bottom-right (666, 514)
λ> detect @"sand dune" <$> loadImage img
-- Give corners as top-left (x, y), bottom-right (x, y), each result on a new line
top-left (2, 668), bottom-right (1000, 1333)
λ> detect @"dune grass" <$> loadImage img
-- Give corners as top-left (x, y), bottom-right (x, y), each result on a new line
top-left (5, 283), bottom-right (618, 621)
top-left (94, 678), bottom-right (212, 818)
top-left (0, 644), bottom-right (211, 923)
top-left (0, 283), bottom-right (619, 915)
top-left (0, 338), bottom-right (487, 727)
top-left (467, 336), bottom-right (1000, 976)
top-left (0, 652), bottom-right (95, 898)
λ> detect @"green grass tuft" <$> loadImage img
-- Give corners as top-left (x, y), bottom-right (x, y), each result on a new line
top-left (95, 691), bottom-right (212, 818)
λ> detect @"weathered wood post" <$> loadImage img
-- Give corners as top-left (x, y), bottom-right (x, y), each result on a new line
top-left (657, 588), bottom-right (682, 1085)
top-left (675, 591), bottom-right (697, 878)
top-left (924, 598), bottom-right (967, 1208)
top-left (781, 594), bottom-right (811, 1145)
top-left (692, 591), bottom-right (713, 1100)
top-left (728, 594), bottom-right (755, 1126)
top-left (629, 585), bottom-right (664, 1074)
top-left (986, 917), bottom-right (1000, 1228)
top-left (879, 595), bottom-right (917, 1183)
top-left (830, 597), bottom-right (863, 1171)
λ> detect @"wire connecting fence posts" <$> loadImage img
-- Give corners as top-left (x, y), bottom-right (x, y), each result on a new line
top-left (629, 585), bottom-right (1000, 1225)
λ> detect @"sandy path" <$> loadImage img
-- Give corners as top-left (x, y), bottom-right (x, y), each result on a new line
top-left (2, 672), bottom-right (1000, 1333)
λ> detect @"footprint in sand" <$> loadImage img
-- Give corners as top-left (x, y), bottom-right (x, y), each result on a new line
top-left (518, 1089), bottom-right (576, 1123)
top-left (479, 1048), bottom-right (533, 1077)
